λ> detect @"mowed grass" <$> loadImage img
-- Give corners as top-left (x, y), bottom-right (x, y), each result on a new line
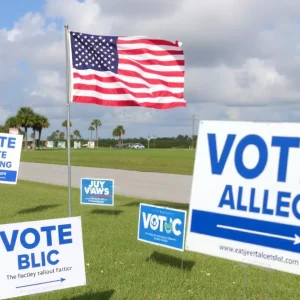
top-left (2, 181), bottom-right (300, 299)
top-left (20, 148), bottom-right (195, 175)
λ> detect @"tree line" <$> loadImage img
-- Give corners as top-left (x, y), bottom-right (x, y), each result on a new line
top-left (0, 106), bottom-right (196, 149)
top-left (0, 106), bottom-right (50, 150)
top-left (0, 106), bottom-right (127, 150)
top-left (49, 134), bottom-right (196, 149)
top-left (91, 135), bottom-right (197, 148)
top-left (49, 120), bottom-right (126, 148)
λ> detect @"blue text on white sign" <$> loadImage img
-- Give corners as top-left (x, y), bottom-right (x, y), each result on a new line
top-left (0, 217), bottom-right (86, 299)
top-left (0, 224), bottom-right (72, 270)
top-left (186, 121), bottom-right (300, 275)
top-left (0, 133), bottom-right (23, 184)
top-left (207, 133), bottom-right (300, 219)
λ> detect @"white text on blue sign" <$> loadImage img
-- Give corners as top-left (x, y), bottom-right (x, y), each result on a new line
top-left (83, 180), bottom-right (110, 195)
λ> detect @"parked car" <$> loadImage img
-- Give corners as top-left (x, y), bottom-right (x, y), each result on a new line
top-left (131, 143), bottom-right (145, 149)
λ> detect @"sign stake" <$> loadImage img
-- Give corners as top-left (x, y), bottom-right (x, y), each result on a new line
top-left (266, 268), bottom-right (272, 299)
top-left (242, 264), bottom-right (248, 300)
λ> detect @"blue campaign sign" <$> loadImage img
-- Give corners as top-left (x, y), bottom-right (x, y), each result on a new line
top-left (186, 120), bottom-right (300, 275)
top-left (80, 178), bottom-right (114, 206)
top-left (138, 203), bottom-right (187, 251)
top-left (0, 133), bottom-right (23, 185)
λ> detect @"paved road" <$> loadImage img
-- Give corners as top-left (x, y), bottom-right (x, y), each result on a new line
top-left (19, 162), bottom-right (193, 204)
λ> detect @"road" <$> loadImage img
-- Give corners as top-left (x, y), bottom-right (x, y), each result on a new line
top-left (19, 162), bottom-right (193, 204)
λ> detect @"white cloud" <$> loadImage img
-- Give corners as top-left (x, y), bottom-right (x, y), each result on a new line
top-left (186, 58), bottom-right (299, 106)
top-left (45, 0), bottom-right (113, 34)
top-left (28, 70), bottom-right (65, 103)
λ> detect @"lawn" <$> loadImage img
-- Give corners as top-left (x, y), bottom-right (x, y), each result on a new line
top-left (1, 181), bottom-right (300, 299)
top-left (20, 148), bottom-right (195, 175)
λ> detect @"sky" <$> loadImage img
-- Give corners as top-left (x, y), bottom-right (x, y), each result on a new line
top-left (1, 0), bottom-right (300, 139)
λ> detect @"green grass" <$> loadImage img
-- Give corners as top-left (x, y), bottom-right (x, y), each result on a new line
top-left (2, 180), bottom-right (300, 299)
top-left (20, 148), bottom-right (195, 175)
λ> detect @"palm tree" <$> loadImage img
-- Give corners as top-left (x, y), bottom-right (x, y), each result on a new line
top-left (73, 129), bottom-right (81, 140)
top-left (34, 114), bottom-right (50, 149)
top-left (88, 125), bottom-right (95, 141)
top-left (0, 125), bottom-right (7, 133)
top-left (16, 107), bottom-right (35, 150)
top-left (112, 125), bottom-right (125, 148)
top-left (5, 116), bottom-right (20, 129)
top-left (50, 131), bottom-right (58, 140)
top-left (31, 114), bottom-right (38, 150)
top-left (4, 116), bottom-right (25, 136)
top-left (62, 120), bottom-right (72, 138)
top-left (91, 119), bottom-right (102, 148)
top-left (59, 132), bottom-right (65, 140)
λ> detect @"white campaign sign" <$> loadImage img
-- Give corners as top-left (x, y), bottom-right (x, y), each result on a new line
top-left (186, 120), bottom-right (300, 275)
top-left (0, 133), bottom-right (23, 184)
top-left (0, 217), bottom-right (86, 299)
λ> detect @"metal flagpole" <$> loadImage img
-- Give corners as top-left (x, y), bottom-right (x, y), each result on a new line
top-left (192, 114), bottom-right (195, 149)
top-left (65, 24), bottom-right (72, 217)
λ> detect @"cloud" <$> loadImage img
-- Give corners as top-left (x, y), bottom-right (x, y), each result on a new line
top-left (1, 0), bottom-right (300, 139)
top-left (45, 0), bottom-right (113, 34)
top-left (97, 0), bottom-right (182, 19)
top-left (29, 70), bottom-right (65, 103)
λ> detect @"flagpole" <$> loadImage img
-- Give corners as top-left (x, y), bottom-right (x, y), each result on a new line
top-left (65, 24), bottom-right (72, 217)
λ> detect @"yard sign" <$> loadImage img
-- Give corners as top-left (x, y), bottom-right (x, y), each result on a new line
top-left (186, 120), bottom-right (300, 275)
top-left (0, 217), bottom-right (86, 299)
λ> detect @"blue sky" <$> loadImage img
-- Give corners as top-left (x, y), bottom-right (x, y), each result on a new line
top-left (1, 0), bottom-right (300, 140)
top-left (1, 0), bottom-right (44, 28)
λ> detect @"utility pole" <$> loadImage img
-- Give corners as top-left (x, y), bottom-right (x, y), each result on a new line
top-left (192, 115), bottom-right (195, 149)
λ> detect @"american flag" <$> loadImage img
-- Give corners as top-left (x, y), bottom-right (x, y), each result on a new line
top-left (68, 31), bottom-right (186, 109)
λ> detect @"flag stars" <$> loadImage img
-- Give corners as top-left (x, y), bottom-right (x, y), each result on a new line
top-left (71, 33), bottom-right (118, 72)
